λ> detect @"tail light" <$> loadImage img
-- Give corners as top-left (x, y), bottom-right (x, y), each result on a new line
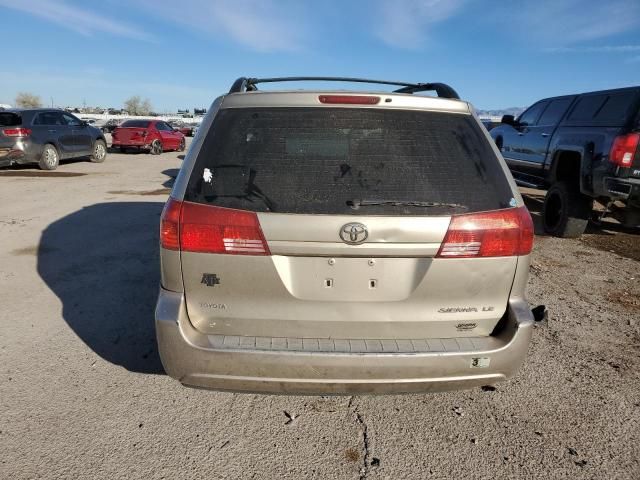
top-left (319, 95), bottom-right (380, 105)
top-left (609, 133), bottom-right (639, 167)
top-left (160, 199), bottom-right (269, 255)
top-left (436, 206), bottom-right (533, 258)
top-left (160, 198), bottom-right (182, 250)
top-left (2, 128), bottom-right (31, 137)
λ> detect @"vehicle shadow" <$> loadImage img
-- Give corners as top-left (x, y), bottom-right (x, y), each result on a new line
top-left (521, 191), bottom-right (639, 237)
top-left (162, 168), bottom-right (179, 188)
top-left (37, 202), bottom-right (165, 374)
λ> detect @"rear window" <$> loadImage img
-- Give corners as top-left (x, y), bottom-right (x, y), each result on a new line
top-left (566, 91), bottom-right (639, 125)
top-left (595, 92), bottom-right (638, 123)
top-left (186, 107), bottom-right (514, 215)
top-left (0, 112), bottom-right (21, 127)
top-left (120, 120), bottom-right (150, 128)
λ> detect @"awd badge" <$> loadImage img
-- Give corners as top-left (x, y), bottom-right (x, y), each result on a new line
top-left (201, 273), bottom-right (221, 287)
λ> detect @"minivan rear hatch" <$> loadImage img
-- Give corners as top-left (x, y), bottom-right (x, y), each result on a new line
top-left (178, 99), bottom-right (524, 340)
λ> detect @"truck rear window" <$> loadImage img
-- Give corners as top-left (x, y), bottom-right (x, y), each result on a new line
top-left (185, 107), bottom-right (514, 215)
top-left (120, 120), bottom-right (150, 128)
top-left (0, 112), bottom-right (21, 127)
top-left (567, 90), bottom-right (639, 126)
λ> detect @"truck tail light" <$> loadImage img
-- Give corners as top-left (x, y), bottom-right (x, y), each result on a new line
top-left (2, 128), bottom-right (31, 137)
top-left (609, 133), bottom-right (640, 167)
top-left (436, 206), bottom-right (534, 258)
top-left (160, 200), bottom-right (270, 255)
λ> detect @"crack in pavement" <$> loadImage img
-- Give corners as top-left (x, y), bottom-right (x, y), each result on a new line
top-left (350, 399), bottom-right (371, 479)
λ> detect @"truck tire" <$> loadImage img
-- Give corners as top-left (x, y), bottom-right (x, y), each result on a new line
top-left (543, 181), bottom-right (592, 238)
top-left (38, 144), bottom-right (59, 170)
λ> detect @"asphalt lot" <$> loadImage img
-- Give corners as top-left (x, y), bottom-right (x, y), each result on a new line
top-left (1, 137), bottom-right (639, 479)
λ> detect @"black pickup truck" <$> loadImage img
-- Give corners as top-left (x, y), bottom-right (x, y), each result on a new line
top-left (490, 86), bottom-right (640, 237)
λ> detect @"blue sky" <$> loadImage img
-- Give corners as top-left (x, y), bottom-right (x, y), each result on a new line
top-left (0, 0), bottom-right (638, 111)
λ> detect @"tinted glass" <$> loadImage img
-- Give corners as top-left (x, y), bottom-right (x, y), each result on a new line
top-left (518, 101), bottom-right (548, 126)
top-left (186, 108), bottom-right (514, 215)
top-left (121, 120), bottom-right (150, 128)
top-left (0, 112), bottom-right (21, 126)
top-left (594, 92), bottom-right (638, 124)
top-left (538, 98), bottom-right (573, 125)
top-left (34, 112), bottom-right (64, 126)
top-left (567, 94), bottom-right (607, 121)
top-left (62, 113), bottom-right (82, 126)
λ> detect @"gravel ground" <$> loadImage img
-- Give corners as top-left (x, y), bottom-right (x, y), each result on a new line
top-left (1, 140), bottom-right (639, 479)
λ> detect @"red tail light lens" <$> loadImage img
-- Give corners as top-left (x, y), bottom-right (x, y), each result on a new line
top-left (319, 95), bottom-right (380, 105)
top-left (436, 206), bottom-right (533, 258)
top-left (3, 128), bottom-right (31, 137)
top-left (180, 202), bottom-right (269, 255)
top-left (609, 133), bottom-right (639, 167)
top-left (160, 198), bottom-right (182, 250)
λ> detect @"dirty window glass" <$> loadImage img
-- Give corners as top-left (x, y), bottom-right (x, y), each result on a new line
top-left (186, 108), bottom-right (513, 215)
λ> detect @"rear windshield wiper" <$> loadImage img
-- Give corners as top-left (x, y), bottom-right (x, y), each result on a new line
top-left (347, 199), bottom-right (468, 211)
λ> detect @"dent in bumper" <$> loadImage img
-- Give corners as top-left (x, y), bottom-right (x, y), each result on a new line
top-left (155, 288), bottom-right (534, 395)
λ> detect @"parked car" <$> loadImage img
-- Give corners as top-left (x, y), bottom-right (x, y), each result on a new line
top-left (156, 76), bottom-right (536, 395)
top-left (101, 119), bottom-right (122, 134)
top-left (111, 119), bottom-right (185, 154)
top-left (168, 121), bottom-right (196, 137)
top-left (0, 108), bottom-right (107, 170)
top-left (480, 120), bottom-right (500, 131)
top-left (491, 86), bottom-right (640, 236)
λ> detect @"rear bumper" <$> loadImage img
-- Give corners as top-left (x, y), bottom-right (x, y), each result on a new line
top-left (111, 141), bottom-right (150, 147)
top-left (602, 176), bottom-right (640, 206)
top-left (155, 288), bottom-right (534, 395)
top-left (0, 146), bottom-right (33, 166)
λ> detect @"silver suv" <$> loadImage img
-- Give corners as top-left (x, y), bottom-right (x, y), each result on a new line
top-left (156, 77), bottom-right (535, 394)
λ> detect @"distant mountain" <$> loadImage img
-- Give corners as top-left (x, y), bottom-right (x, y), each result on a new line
top-left (476, 107), bottom-right (526, 118)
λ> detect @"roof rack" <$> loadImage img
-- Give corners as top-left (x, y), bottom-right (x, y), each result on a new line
top-left (229, 77), bottom-right (460, 99)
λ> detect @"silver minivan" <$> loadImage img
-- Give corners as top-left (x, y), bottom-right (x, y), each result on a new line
top-left (156, 77), bottom-right (535, 394)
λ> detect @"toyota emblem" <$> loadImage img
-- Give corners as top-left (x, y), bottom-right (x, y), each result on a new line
top-left (339, 223), bottom-right (368, 245)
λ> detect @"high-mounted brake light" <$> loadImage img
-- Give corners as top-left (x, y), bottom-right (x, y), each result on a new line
top-left (318, 95), bottom-right (380, 105)
top-left (180, 202), bottom-right (269, 255)
top-left (2, 128), bottom-right (31, 137)
top-left (436, 206), bottom-right (533, 258)
top-left (609, 133), bottom-right (639, 167)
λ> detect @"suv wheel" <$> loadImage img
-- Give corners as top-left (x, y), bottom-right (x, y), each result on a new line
top-left (543, 181), bottom-right (592, 237)
top-left (91, 139), bottom-right (107, 163)
top-left (39, 144), bottom-right (59, 170)
top-left (150, 140), bottom-right (163, 155)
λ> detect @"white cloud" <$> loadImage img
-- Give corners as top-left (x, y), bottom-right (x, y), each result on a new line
top-left (374, 0), bottom-right (467, 48)
top-left (544, 45), bottom-right (640, 53)
top-left (134, 0), bottom-right (305, 52)
top-left (0, 0), bottom-right (155, 42)
top-left (507, 0), bottom-right (640, 45)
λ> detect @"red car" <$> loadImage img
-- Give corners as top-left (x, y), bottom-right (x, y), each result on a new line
top-left (111, 119), bottom-right (185, 155)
